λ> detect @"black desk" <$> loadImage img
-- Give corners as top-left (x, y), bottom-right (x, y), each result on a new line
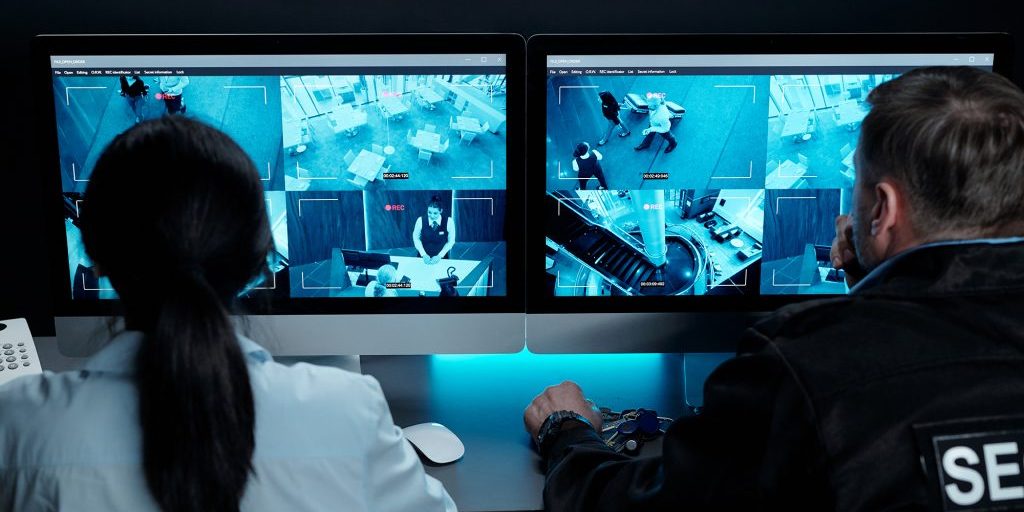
top-left (364, 352), bottom-right (690, 512)
top-left (36, 337), bottom-right (692, 512)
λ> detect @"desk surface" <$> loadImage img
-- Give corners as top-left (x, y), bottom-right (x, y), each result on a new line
top-left (363, 352), bottom-right (688, 512)
top-left (389, 255), bottom-right (482, 293)
top-left (34, 337), bottom-right (690, 512)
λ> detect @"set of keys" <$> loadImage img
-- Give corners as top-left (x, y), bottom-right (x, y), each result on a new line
top-left (599, 407), bottom-right (674, 454)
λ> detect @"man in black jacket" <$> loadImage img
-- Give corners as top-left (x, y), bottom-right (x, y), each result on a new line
top-left (524, 66), bottom-right (1024, 512)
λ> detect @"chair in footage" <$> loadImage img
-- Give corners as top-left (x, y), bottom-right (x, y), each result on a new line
top-left (377, 164), bottom-right (391, 182)
top-left (418, 150), bottom-right (433, 166)
top-left (346, 170), bottom-right (369, 189)
top-left (449, 115), bottom-right (457, 131)
top-left (480, 121), bottom-right (490, 133)
top-left (371, 143), bottom-right (385, 155)
top-left (460, 131), bottom-right (477, 145)
top-left (425, 123), bottom-right (437, 133)
top-left (797, 153), bottom-right (810, 169)
top-left (805, 114), bottom-right (816, 139)
top-left (406, 129), bottom-right (414, 145)
top-left (343, 149), bottom-right (356, 168)
top-left (840, 165), bottom-right (856, 184)
top-left (839, 144), bottom-right (856, 183)
top-left (438, 139), bottom-right (450, 154)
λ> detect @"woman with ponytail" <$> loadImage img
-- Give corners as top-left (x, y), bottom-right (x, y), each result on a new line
top-left (0, 117), bottom-right (456, 512)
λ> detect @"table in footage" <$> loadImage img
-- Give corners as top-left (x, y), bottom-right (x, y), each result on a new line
top-left (380, 95), bottom-right (410, 118)
top-left (283, 119), bottom-right (308, 154)
top-left (346, 149), bottom-right (386, 186)
top-left (834, 101), bottom-right (868, 130)
top-left (416, 88), bottom-right (444, 109)
top-left (328, 106), bottom-right (369, 136)
top-left (411, 130), bottom-right (443, 153)
top-left (780, 110), bottom-right (813, 140)
top-left (455, 115), bottom-right (483, 134)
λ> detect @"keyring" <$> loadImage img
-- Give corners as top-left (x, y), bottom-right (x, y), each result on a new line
top-left (599, 407), bottom-right (673, 453)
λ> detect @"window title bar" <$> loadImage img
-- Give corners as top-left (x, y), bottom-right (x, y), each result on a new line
top-left (547, 54), bottom-right (994, 68)
top-left (51, 54), bottom-right (506, 69)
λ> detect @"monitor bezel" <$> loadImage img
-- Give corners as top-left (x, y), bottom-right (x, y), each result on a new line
top-left (526, 32), bottom-right (1013, 314)
top-left (34, 33), bottom-right (526, 317)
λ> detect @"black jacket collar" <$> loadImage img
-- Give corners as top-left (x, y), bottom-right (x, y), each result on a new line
top-left (852, 238), bottom-right (1024, 298)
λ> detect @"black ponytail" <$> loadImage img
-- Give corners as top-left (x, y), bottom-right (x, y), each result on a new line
top-left (81, 117), bottom-right (271, 511)
top-left (136, 265), bottom-right (255, 511)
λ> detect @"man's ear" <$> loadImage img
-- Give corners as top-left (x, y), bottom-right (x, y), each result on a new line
top-left (870, 179), bottom-right (907, 256)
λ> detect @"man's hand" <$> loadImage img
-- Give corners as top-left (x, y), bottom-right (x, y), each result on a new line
top-left (642, 128), bottom-right (652, 136)
top-left (830, 214), bottom-right (863, 287)
top-left (422, 255), bottom-right (431, 264)
top-left (428, 256), bottom-right (441, 265)
top-left (524, 381), bottom-right (603, 439)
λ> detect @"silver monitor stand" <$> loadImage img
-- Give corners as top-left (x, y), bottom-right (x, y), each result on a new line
top-left (54, 313), bottom-right (527, 370)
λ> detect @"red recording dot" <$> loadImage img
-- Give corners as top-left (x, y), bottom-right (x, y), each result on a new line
top-left (385, 204), bottom-right (392, 211)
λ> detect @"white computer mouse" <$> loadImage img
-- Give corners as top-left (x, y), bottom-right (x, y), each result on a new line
top-left (402, 422), bottom-right (465, 464)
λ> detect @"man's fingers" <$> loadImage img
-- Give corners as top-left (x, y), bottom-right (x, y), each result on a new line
top-left (831, 215), bottom-right (855, 269)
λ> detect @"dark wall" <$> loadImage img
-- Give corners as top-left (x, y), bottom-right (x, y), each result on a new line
top-left (454, 190), bottom-right (506, 243)
top-left (1, 0), bottom-right (1021, 333)
top-left (286, 192), bottom-right (366, 266)
top-left (763, 189), bottom-right (842, 261)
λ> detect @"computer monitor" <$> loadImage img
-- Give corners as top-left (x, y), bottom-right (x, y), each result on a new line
top-left (527, 33), bottom-right (1011, 352)
top-left (34, 34), bottom-right (525, 355)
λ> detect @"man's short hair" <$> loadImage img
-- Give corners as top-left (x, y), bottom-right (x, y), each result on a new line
top-left (859, 66), bottom-right (1024, 235)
